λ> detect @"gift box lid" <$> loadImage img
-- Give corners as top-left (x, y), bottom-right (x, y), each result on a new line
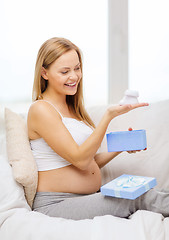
top-left (100, 174), bottom-right (157, 200)
top-left (106, 129), bottom-right (147, 152)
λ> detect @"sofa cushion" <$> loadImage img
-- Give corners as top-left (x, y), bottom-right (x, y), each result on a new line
top-left (5, 108), bottom-right (38, 208)
top-left (89, 99), bottom-right (169, 190)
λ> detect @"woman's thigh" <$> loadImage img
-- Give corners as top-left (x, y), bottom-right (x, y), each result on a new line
top-left (33, 191), bottom-right (135, 220)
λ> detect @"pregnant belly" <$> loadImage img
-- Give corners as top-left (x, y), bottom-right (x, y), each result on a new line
top-left (37, 160), bottom-right (102, 194)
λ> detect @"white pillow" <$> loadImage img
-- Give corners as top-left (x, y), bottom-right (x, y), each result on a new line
top-left (5, 108), bottom-right (38, 208)
top-left (0, 108), bottom-right (30, 215)
top-left (0, 154), bottom-right (30, 216)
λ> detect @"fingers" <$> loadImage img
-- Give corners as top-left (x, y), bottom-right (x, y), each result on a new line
top-left (127, 148), bottom-right (147, 154)
top-left (128, 150), bottom-right (137, 154)
top-left (131, 102), bottom-right (149, 110)
top-left (118, 102), bottom-right (149, 114)
top-left (109, 102), bottom-right (149, 120)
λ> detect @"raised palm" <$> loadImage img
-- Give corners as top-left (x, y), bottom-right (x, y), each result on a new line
top-left (107, 103), bottom-right (149, 118)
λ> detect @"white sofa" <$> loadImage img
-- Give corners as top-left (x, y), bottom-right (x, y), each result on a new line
top-left (1, 99), bottom-right (169, 240)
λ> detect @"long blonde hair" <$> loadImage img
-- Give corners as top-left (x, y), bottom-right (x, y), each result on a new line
top-left (32, 37), bottom-right (95, 128)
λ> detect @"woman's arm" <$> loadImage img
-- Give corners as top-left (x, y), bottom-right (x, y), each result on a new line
top-left (28, 101), bottom-right (148, 171)
top-left (94, 149), bottom-right (146, 169)
top-left (94, 151), bottom-right (122, 168)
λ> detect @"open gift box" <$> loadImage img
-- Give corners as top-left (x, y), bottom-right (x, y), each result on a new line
top-left (101, 174), bottom-right (157, 200)
top-left (106, 129), bottom-right (147, 152)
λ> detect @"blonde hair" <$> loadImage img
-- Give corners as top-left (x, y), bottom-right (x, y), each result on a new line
top-left (32, 37), bottom-right (95, 128)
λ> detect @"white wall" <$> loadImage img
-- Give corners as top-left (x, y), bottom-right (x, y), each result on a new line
top-left (2, 0), bottom-right (167, 109)
top-left (0, 0), bottom-right (108, 107)
top-left (128, 0), bottom-right (169, 103)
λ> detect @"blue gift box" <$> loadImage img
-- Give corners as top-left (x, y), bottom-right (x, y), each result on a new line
top-left (100, 174), bottom-right (157, 200)
top-left (106, 129), bottom-right (147, 152)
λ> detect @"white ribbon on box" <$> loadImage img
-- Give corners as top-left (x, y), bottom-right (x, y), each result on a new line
top-left (113, 176), bottom-right (149, 198)
top-left (116, 176), bottom-right (146, 188)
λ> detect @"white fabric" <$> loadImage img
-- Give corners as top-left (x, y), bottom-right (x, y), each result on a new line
top-left (0, 151), bottom-right (167, 240)
top-left (30, 118), bottom-right (93, 171)
top-left (1, 100), bottom-right (169, 240)
top-left (30, 137), bottom-right (72, 171)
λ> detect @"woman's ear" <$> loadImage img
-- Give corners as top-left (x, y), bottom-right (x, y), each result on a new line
top-left (41, 67), bottom-right (48, 80)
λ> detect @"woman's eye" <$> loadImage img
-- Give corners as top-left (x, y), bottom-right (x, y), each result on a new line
top-left (61, 67), bottom-right (80, 74)
top-left (61, 71), bottom-right (68, 74)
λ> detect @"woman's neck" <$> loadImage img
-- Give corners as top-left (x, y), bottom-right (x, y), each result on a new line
top-left (42, 89), bottom-right (67, 108)
top-left (41, 91), bottom-right (74, 118)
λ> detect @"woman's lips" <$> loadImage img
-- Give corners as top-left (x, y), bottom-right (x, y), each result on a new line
top-left (64, 82), bottom-right (77, 87)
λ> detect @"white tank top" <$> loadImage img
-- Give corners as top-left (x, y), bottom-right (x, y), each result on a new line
top-left (30, 100), bottom-right (93, 171)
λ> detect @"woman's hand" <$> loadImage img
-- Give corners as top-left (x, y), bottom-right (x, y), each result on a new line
top-left (127, 127), bottom-right (147, 154)
top-left (107, 103), bottom-right (149, 120)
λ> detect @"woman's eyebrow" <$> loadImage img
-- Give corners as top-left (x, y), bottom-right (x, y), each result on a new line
top-left (59, 63), bottom-right (80, 70)
top-left (60, 67), bottom-right (70, 70)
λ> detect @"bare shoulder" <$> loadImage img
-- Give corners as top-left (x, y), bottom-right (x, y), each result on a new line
top-left (27, 101), bottom-right (62, 139)
top-left (28, 100), bottom-right (48, 115)
top-left (28, 100), bottom-right (61, 121)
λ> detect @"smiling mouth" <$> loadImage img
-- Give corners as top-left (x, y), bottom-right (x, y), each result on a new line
top-left (64, 82), bottom-right (77, 87)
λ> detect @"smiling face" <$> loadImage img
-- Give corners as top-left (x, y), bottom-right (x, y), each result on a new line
top-left (42, 50), bottom-right (82, 98)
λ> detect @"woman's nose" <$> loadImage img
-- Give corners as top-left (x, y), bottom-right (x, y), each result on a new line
top-left (69, 71), bottom-right (79, 80)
